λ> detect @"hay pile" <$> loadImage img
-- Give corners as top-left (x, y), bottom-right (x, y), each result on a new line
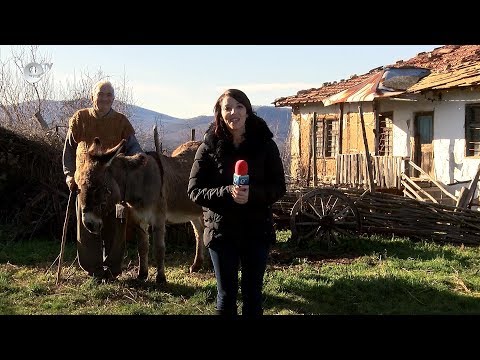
top-left (0, 126), bottom-right (68, 241)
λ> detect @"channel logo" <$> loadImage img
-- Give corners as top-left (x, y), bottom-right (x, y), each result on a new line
top-left (23, 62), bottom-right (53, 84)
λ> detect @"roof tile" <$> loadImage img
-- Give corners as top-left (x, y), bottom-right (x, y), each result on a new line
top-left (274, 45), bottom-right (480, 107)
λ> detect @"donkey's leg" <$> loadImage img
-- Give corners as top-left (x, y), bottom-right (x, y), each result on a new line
top-left (136, 223), bottom-right (150, 281)
top-left (152, 216), bottom-right (167, 284)
top-left (189, 217), bottom-right (205, 273)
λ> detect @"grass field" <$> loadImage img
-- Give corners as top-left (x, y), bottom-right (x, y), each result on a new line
top-left (0, 228), bottom-right (479, 315)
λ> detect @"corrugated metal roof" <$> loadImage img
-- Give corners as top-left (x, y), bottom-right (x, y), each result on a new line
top-left (322, 70), bottom-right (392, 106)
top-left (407, 63), bottom-right (480, 93)
top-left (274, 45), bottom-right (480, 108)
top-left (322, 71), bottom-right (383, 106)
top-left (273, 68), bottom-right (382, 107)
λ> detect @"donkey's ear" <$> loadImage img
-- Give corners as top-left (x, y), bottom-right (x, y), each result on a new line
top-left (88, 137), bottom-right (103, 154)
top-left (105, 139), bottom-right (127, 167)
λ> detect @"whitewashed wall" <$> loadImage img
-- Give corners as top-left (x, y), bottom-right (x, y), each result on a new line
top-left (294, 92), bottom-right (480, 199)
top-left (378, 90), bottom-right (480, 184)
top-left (377, 89), bottom-right (480, 198)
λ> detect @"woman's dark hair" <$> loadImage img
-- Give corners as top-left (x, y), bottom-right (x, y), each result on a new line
top-left (212, 88), bottom-right (263, 141)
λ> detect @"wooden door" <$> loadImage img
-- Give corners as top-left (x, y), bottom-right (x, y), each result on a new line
top-left (414, 112), bottom-right (434, 177)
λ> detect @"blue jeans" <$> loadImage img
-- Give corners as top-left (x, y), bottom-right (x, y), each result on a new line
top-left (208, 238), bottom-right (270, 316)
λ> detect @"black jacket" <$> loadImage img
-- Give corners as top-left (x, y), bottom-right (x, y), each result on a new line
top-left (187, 120), bottom-right (286, 247)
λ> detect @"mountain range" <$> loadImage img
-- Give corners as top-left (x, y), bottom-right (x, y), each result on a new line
top-left (128, 105), bottom-right (291, 153)
top-left (0, 100), bottom-right (291, 154)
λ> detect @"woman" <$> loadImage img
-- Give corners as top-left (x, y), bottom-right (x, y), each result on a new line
top-left (188, 89), bottom-right (286, 316)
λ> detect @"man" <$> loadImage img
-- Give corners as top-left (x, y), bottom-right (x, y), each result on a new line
top-left (62, 80), bottom-right (143, 281)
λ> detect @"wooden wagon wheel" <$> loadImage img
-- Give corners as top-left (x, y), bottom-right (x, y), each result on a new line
top-left (290, 188), bottom-right (361, 247)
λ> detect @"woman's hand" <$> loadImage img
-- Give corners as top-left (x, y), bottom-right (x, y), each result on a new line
top-left (231, 184), bottom-right (249, 204)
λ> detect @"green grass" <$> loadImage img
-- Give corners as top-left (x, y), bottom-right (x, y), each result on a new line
top-left (0, 228), bottom-right (479, 315)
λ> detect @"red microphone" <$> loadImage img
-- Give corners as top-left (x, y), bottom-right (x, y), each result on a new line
top-left (233, 160), bottom-right (249, 186)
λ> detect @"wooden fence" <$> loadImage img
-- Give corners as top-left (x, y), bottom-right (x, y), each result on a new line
top-left (336, 154), bottom-right (404, 189)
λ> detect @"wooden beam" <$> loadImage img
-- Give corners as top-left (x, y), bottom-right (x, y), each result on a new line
top-left (358, 105), bottom-right (375, 192)
top-left (401, 180), bottom-right (426, 202)
top-left (401, 173), bottom-right (438, 203)
top-left (153, 125), bottom-right (162, 155)
top-left (408, 160), bottom-right (457, 201)
top-left (456, 163), bottom-right (480, 209)
top-left (34, 111), bottom-right (48, 130)
top-left (312, 112), bottom-right (317, 187)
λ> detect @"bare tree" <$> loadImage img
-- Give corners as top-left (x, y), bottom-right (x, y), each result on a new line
top-left (0, 46), bottom-right (51, 130)
top-left (0, 45), bottom-right (137, 143)
top-left (11, 45), bottom-right (55, 130)
top-left (0, 57), bottom-right (16, 126)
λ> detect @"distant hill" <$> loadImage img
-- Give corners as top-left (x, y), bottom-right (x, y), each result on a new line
top-left (0, 100), bottom-right (291, 154)
top-left (129, 105), bottom-right (291, 153)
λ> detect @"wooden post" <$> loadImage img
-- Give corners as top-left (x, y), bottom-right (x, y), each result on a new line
top-left (153, 125), bottom-right (162, 154)
top-left (456, 163), bottom-right (480, 209)
top-left (466, 164), bottom-right (480, 208)
top-left (359, 105), bottom-right (375, 192)
top-left (373, 101), bottom-right (379, 154)
top-left (312, 112), bottom-right (317, 187)
top-left (306, 114), bottom-right (312, 187)
top-left (34, 111), bottom-right (48, 130)
top-left (191, 128), bottom-right (196, 141)
top-left (338, 103), bottom-right (344, 156)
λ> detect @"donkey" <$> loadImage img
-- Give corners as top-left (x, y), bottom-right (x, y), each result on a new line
top-left (76, 137), bottom-right (204, 284)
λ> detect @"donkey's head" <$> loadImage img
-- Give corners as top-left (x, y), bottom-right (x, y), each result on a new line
top-left (75, 137), bottom-right (126, 234)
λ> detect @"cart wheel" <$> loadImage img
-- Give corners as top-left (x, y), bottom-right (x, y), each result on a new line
top-left (290, 188), bottom-right (361, 247)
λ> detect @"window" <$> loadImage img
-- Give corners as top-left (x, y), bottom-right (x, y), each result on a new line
top-left (315, 115), bottom-right (339, 158)
top-left (378, 112), bottom-right (393, 156)
top-left (465, 104), bottom-right (480, 157)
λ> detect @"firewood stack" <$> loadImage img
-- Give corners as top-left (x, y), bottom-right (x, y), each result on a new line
top-left (340, 188), bottom-right (480, 246)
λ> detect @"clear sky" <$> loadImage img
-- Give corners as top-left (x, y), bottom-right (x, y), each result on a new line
top-left (0, 45), bottom-right (440, 119)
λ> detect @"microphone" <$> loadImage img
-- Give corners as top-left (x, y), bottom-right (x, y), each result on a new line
top-left (233, 160), bottom-right (249, 186)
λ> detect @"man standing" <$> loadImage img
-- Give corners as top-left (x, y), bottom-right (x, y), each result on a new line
top-left (62, 80), bottom-right (143, 281)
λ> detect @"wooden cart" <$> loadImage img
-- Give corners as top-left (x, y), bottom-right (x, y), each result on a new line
top-left (273, 186), bottom-right (364, 247)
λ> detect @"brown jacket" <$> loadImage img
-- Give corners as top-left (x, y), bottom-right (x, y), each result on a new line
top-left (69, 108), bottom-right (135, 171)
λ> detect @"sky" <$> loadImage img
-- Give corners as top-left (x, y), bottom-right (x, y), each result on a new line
top-left (0, 45), bottom-right (441, 119)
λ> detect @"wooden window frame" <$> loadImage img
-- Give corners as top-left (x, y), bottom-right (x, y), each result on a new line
top-left (315, 115), bottom-right (339, 158)
top-left (378, 112), bottom-right (393, 156)
top-left (465, 103), bottom-right (480, 157)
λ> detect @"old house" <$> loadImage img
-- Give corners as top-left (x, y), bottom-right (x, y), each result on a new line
top-left (274, 45), bottom-right (480, 206)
